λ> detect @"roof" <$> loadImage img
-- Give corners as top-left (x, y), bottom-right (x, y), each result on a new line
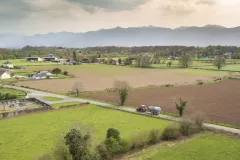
top-left (0, 69), bottom-right (8, 76)
top-left (35, 73), bottom-right (47, 77)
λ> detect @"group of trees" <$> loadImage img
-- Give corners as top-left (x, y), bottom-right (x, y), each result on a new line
top-left (1, 45), bottom-right (240, 60)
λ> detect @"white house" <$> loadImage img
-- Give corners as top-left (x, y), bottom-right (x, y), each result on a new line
top-left (0, 70), bottom-right (11, 79)
top-left (42, 54), bottom-right (58, 61)
top-left (32, 70), bottom-right (52, 79)
top-left (1, 61), bottom-right (14, 69)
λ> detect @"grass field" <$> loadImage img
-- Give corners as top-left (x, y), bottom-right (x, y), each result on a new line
top-left (123, 132), bottom-right (240, 160)
top-left (194, 64), bottom-right (240, 72)
top-left (0, 87), bottom-right (26, 97)
top-left (0, 104), bottom-right (169, 160)
top-left (42, 96), bottom-right (63, 101)
top-left (16, 64), bottom-right (227, 92)
top-left (51, 101), bottom-right (82, 108)
top-left (0, 59), bottom-right (56, 66)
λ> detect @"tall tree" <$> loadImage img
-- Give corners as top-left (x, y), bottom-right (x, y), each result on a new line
top-left (114, 80), bottom-right (131, 106)
top-left (73, 51), bottom-right (77, 61)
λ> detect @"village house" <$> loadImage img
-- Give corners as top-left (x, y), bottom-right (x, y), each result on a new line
top-left (42, 54), bottom-right (58, 61)
top-left (223, 52), bottom-right (233, 59)
top-left (0, 69), bottom-right (11, 79)
top-left (1, 61), bottom-right (14, 69)
top-left (31, 70), bottom-right (52, 80)
top-left (25, 57), bottom-right (43, 61)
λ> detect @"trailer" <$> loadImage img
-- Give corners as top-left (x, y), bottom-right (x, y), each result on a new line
top-left (147, 106), bottom-right (161, 115)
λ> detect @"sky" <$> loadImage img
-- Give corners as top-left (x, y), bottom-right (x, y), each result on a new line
top-left (0, 0), bottom-right (240, 35)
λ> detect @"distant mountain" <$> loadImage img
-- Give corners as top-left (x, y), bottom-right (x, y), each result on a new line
top-left (1, 25), bottom-right (240, 48)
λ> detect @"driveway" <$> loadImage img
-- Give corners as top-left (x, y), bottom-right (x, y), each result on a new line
top-left (6, 85), bottom-right (240, 135)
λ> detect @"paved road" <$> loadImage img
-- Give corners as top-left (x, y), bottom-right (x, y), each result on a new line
top-left (6, 85), bottom-right (240, 135)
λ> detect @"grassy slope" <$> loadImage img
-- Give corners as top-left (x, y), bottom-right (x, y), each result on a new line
top-left (125, 132), bottom-right (240, 160)
top-left (0, 104), bottom-right (169, 160)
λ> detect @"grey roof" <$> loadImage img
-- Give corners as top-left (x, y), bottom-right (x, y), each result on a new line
top-left (35, 73), bottom-right (47, 77)
top-left (0, 69), bottom-right (7, 76)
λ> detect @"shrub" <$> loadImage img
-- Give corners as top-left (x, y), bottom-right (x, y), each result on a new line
top-left (53, 139), bottom-right (70, 160)
top-left (96, 144), bottom-right (111, 160)
top-left (63, 71), bottom-right (68, 76)
top-left (130, 131), bottom-right (149, 149)
top-left (52, 68), bottom-right (62, 75)
top-left (119, 139), bottom-right (131, 153)
top-left (179, 118), bottom-right (195, 136)
top-left (148, 129), bottom-right (161, 144)
top-left (161, 125), bottom-right (180, 140)
top-left (64, 129), bottom-right (92, 160)
top-left (106, 128), bottom-right (120, 142)
top-left (104, 137), bottom-right (122, 155)
top-left (197, 81), bottom-right (204, 85)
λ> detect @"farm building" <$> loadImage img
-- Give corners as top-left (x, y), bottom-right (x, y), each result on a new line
top-left (0, 70), bottom-right (11, 79)
top-left (42, 54), bottom-right (58, 61)
top-left (1, 61), bottom-right (14, 69)
top-left (25, 57), bottom-right (43, 61)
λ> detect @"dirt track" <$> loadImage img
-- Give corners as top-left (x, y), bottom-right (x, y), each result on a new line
top-left (84, 79), bottom-right (240, 125)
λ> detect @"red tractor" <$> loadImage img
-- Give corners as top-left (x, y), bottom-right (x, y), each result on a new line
top-left (136, 105), bottom-right (147, 112)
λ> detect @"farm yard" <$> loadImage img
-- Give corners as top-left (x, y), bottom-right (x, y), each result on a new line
top-left (0, 104), bottom-right (169, 160)
top-left (84, 79), bottom-right (240, 126)
top-left (16, 64), bottom-right (227, 92)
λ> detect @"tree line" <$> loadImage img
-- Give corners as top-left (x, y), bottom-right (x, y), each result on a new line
top-left (1, 45), bottom-right (240, 60)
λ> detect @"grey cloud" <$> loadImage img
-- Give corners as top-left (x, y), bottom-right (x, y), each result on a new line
top-left (196, 0), bottom-right (217, 6)
top-left (66, 0), bottom-right (148, 12)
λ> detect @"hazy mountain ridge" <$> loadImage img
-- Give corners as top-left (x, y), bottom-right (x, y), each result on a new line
top-left (1, 25), bottom-right (240, 48)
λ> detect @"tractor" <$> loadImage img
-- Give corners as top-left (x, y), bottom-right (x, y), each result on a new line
top-left (136, 105), bottom-right (147, 112)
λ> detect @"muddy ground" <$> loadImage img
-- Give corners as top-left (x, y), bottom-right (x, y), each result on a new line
top-left (84, 79), bottom-right (240, 125)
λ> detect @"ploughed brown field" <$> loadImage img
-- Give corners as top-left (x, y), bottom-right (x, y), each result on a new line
top-left (16, 64), bottom-right (226, 92)
top-left (84, 79), bottom-right (240, 125)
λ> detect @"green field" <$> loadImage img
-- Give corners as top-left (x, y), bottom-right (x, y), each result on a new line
top-left (0, 87), bottom-right (26, 97)
top-left (42, 96), bottom-right (63, 101)
top-left (0, 59), bottom-right (56, 66)
top-left (51, 101), bottom-right (82, 108)
top-left (0, 104), bottom-right (169, 160)
top-left (125, 132), bottom-right (240, 160)
top-left (194, 64), bottom-right (240, 72)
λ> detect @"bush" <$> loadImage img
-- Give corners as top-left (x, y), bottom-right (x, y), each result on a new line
top-left (130, 131), bottom-right (149, 149)
top-left (53, 139), bottom-right (70, 160)
top-left (180, 118), bottom-right (197, 136)
top-left (96, 144), bottom-right (111, 160)
top-left (161, 125), bottom-right (181, 140)
top-left (119, 139), bottom-right (131, 153)
top-left (104, 137), bottom-right (122, 155)
top-left (148, 129), bottom-right (161, 144)
top-left (106, 128), bottom-right (120, 141)
top-left (63, 71), bottom-right (68, 76)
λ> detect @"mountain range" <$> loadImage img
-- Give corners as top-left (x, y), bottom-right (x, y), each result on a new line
top-left (1, 25), bottom-right (240, 48)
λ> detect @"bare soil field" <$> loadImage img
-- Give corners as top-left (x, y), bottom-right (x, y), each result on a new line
top-left (16, 64), bottom-right (226, 92)
top-left (84, 79), bottom-right (240, 125)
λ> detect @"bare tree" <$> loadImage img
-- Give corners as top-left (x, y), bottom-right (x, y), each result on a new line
top-left (72, 82), bottom-right (84, 97)
top-left (114, 80), bottom-right (131, 106)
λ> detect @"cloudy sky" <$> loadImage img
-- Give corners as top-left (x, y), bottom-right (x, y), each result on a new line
top-left (1, 0), bottom-right (239, 35)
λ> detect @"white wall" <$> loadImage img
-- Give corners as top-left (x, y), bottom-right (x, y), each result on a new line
top-left (0, 72), bottom-right (11, 79)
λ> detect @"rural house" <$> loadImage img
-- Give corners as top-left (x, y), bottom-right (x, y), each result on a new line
top-left (0, 69), bottom-right (11, 79)
top-left (25, 57), bottom-right (43, 61)
top-left (223, 52), bottom-right (233, 59)
top-left (42, 54), bottom-right (58, 61)
top-left (32, 70), bottom-right (52, 79)
top-left (1, 61), bottom-right (14, 69)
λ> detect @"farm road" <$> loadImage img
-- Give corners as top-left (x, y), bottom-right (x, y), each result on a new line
top-left (6, 85), bottom-right (240, 135)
